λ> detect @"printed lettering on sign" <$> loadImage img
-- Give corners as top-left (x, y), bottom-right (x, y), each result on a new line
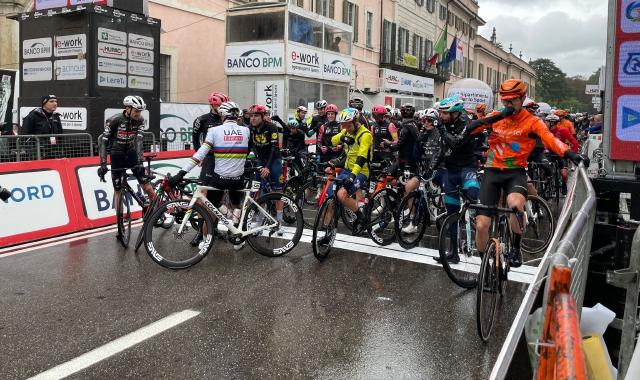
top-left (55, 34), bottom-right (87, 57)
top-left (20, 107), bottom-right (88, 130)
top-left (23, 37), bottom-right (52, 59)
top-left (33, 0), bottom-right (67, 11)
top-left (225, 44), bottom-right (285, 74)
top-left (128, 75), bottom-right (154, 90)
top-left (128, 33), bottom-right (155, 50)
top-left (98, 57), bottom-right (127, 74)
top-left (98, 72), bottom-right (127, 88)
top-left (23, 61), bottom-right (53, 82)
top-left (256, 81), bottom-right (284, 118)
top-left (322, 52), bottom-right (352, 82)
top-left (98, 27), bottom-right (127, 46)
top-left (98, 42), bottom-right (127, 60)
top-left (55, 59), bottom-right (87, 80)
top-left (128, 62), bottom-right (154, 77)
top-left (129, 47), bottom-right (154, 63)
top-left (287, 43), bottom-right (322, 79)
top-left (70, 0), bottom-right (108, 5)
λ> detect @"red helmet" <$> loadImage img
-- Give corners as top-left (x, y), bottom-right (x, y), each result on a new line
top-left (325, 104), bottom-right (338, 113)
top-left (209, 92), bottom-right (230, 106)
top-left (371, 105), bottom-right (387, 115)
top-left (247, 104), bottom-right (266, 115)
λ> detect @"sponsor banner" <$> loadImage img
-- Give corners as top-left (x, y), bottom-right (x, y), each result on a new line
top-left (322, 51), bottom-right (352, 82)
top-left (97, 72), bottom-right (127, 88)
top-left (55, 34), bottom-right (87, 57)
top-left (128, 33), bottom-right (155, 50)
top-left (287, 43), bottom-right (322, 79)
top-left (98, 27), bottom-right (127, 46)
top-left (128, 62), bottom-right (154, 77)
top-left (23, 37), bottom-right (52, 59)
top-left (585, 84), bottom-right (600, 95)
top-left (225, 43), bottom-right (285, 74)
top-left (447, 87), bottom-right (494, 112)
top-left (128, 75), bottom-right (154, 90)
top-left (129, 47), bottom-right (154, 63)
top-left (98, 42), bottom-right (127, 60)
top-left (54, 58), bottom-right (86, 80)
top-left (256, 81), bottom-right (284, 118)
top-left (23, 61), bottom-right (53, 82)
top-left (383, 68), bottom-right (436, 95)
top-left (70, 0), bottom-right (108, 4)
top-left (98, 57), bottom-right (127, 73)
top-left (104, 108), bottom-right (150, 130)
top-left (615, 95), bottom-right (640, 142)
top-left (20, 106), bottom-right (87, 130)
top-left (34, 0), bottom-right (67, 10)
top-left (160, 102), bottom-right (209, 150)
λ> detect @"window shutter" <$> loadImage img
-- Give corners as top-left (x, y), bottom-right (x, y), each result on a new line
top-left (343, 0), bottom-right (348, 23)
top-left (316, 0), bottom-right (321, 14)
top-left (383, 20), bottom-right (388, 51)
top-left (390, 23), bottom-right (396, 62)
top-left (297, 0), bottom-right (303, 6)
top-left (354, 4), bottom-right (359, 42)
top-left (329, 0), bottom-right (335, 19)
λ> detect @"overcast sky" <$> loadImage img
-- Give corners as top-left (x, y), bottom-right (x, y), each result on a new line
top-left (477, 0), bottom-right (608, 78)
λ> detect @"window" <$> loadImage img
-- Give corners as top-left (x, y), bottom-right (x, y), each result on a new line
top-left (398, 28), bottom-right (410, 54)
top-left (425, 39), bottom-right (433, 60)
top-left (426, 0), bottom-right (435, 12)
top-left (470, 28), bottom-right (475, 40)
top-left (160, 54), bottom-right (171, 102)
top-left (343, 1), bottom-right (358, 42)
top-left (290, 0), bottom-right (304, 6)
top-left (412, 34), bottom-right (419, 56)
top-left (478, 63), bottom-right (484, 81)
top-left (289, 79), bottom-right (321, 108)
top-left (383, 20), bottom-right (391, 52)
top-left (493, 69), bottom-right (497, 86)
top-left (415, 0), bottom-right (424, 5)
top-left (439, 5), bottom-right (446, 20)
top-left (463, 57), bottom-right (467, 77)
top-left (289, 13), bottom-right (323, 48)
top-left (455, 16), bottom-right (460, 30)
top-left (463, 22), bottom-right (468, 35)
top-left (366, 11), bottom-right (373, 47)
top-left (487, 66), bottom-right (492, 85)
top-left (226, 11), bottom-right (286, 43)
top-left (324, 25), bottom-right (352, 54)
top-left (503, 74), bottom-right (507, 83)
top-left (323, 83), bottom-right (348, 108)
top-left (448, 11), bottom-right (453, 26)
top-left (467, 59), bottom-right (474, 78)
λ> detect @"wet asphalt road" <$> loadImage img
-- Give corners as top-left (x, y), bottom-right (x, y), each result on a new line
top-left (0, 224), bottom-right (529, 380)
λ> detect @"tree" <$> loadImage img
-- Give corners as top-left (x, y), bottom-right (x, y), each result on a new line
top-left (565, 75), bottom-right (592, 111)
top-left (530, 58), bottom-right (570, 104)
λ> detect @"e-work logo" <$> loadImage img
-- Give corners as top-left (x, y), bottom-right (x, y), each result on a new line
top-left (227, 50), bottom-right (283, 70)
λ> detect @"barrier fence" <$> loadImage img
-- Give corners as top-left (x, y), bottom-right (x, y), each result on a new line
top-left (0, 134), bottom-right (94, 162)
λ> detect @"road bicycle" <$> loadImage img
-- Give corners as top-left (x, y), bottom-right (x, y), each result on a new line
top-left (364, 162), bottom-right (405, 246)
top-left (144, 168), bottom-right (304, 269)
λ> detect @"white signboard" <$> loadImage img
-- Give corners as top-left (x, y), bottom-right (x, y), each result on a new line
top-left (160, 103), bottom-right (210, 150)
top-left (70, 0), bottom-right (107, 4)
top-left (54, 59), bottom-right (87, 80)
top-left (322, 51), bottom-right (352, 82)
top-left (447, 87), bottom-right (495, 112)
top-left (19, 106), bottom-right (88, 131)
top-left (55, 34), bottom-right (87, 57)
top-left (287, 44), bottom-right (322, 79)
top-left (129, 47), bottom-right (154, 63)
top-left (23, 37), bottom-right (52, 59)
top-left (128, 62), bottom-right (154, 77)
top-left (585, 84), bottom-right (600, 95)
top-left (98, 42), bottom-right (127, 60)
top-left (104, 108), bottom-right (150, 130)
top-left (383, 69), bottom-right (435, 95)
top-left (98, 57), bottom-right (127, 73)
top-left (128, 75), bottom-right (154, 90)
top-left (128, 33), bottom-right (155, 50)
top-left (225, 43), bottom-right (285, 74)
top-left (23, 61), bottom-right (53, 81)
top-left (34, 0), bottom-right (67, 11)
top-left (97, 72), bottom-right (127, 88)
top-left (256, 81), bottom-right (284, 118)
top-left (0, 170), bottom-right (70, 237)
top-left (98, 27), bottom-right (127, 46)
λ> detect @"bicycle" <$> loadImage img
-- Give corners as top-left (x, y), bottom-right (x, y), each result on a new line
top-left (546, 152), bottom-right (563, 205)
top-left (476, 202), bottom-right (525, 342)
top-left (144, 168), bottom-right (304, 269)
top-left (364, 161), bottom-right (405, 246)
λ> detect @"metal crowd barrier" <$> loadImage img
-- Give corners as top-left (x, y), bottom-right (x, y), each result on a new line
top-left (490, 163), bottom-right (597, 379)
top-left (160, 131), bottom-right (194, 152)
top-left (0, 133), bottom-right (94, 162)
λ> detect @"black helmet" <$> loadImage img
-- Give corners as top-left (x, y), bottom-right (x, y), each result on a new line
top-left (349, 97), bottom-right (364, 110)
top-left (400, 103), bottom-right (415, 118)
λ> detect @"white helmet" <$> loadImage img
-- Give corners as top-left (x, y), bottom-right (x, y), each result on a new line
top-left (545, 114), bottom-right (560, 122)
top-left (218, 101), bottom-right (241, 119)
top-left (123, 95), bottom-right (146, 110)
top-left (315, 99), bottom-right (328, 109)
top-left (424, 108), bottom-right (439, 120)
top-left (416, 110), bottom-right (426, 120)
top-left (390, 108), bottom-right (401, 119)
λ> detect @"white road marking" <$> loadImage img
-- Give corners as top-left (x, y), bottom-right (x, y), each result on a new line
top-left (27, 309), bottom-right (201, 380)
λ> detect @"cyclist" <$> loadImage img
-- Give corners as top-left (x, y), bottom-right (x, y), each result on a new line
top-left (316, 104), bottom-right (342, 163)
top-left (305, 100), bottom-right (328, 137)
top-left (475, 103), bottom-right (488, 119)
top-left (370, 104), bottom-right (398, 163)
top-left (349, 97), bottom-right (370, 129)
top-left (282, 119), bottom-right (307, 172)
top-left (320, 108), bottom-right (373, 237)
top-left (389, 108), bottom-right (401, 126)
top-left (447, 79), bottom-right (588, 268)
top-left (554, 110), bottom-right (576, 136)
top-left (167, 102), bottom-right (251, 249)
top-left (523, 98), bottom-right (553, 195)
top-left (247, 103), bottom-right (286, 235)
top-left (382, 103), bottom-right (419, 179)
top-left (98, 96), bottom-right (156, 238)
top-left (545, 114), bottom-right (578, 195)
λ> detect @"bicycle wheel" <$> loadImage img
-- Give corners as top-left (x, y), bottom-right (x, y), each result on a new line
top-left (477, 239), bottom-right (499, 342)
top-left (312, 197), bottom-right (339, 261)
top-left (117, 189), bottom-right (132, 248)
top-left (245, 193), bottom-right (303, 257)
top-left (438, 212), bottom-right (480, 288)
top-left (395, 191), bottom-right (428, 250)
top-left (366, 188), bottom-right (400, 246)
top-left (341, 204), bottom-right (357, 233)
top-left (134, 193), bottom-right (161, 252)
top-left (522, 195), bottom-right (555, 255)
top-left (144, 200), bottom-right (215, 269)
top-left (283, 176), bottom-right (304, 224)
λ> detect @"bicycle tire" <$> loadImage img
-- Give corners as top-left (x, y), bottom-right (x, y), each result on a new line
top-left (477, 239), bottom-right (499, 342)
top-left (366, 188), bottom-right (400, 246)
top-left (144, 200), bottom-right (215, 269)
top-left (117, 189), bottom-right (131, 248)
top-left (134, 193), bottom-right (161, 252)
top-left (521, 195), bottom-right (555, 255)
top-left (438, 212), bottom-right (480, 288)
top-left (312, 197), bottom-right (339, 261)
top-left (283, 176), bottom-right (304, 224)
top-left (395, 191), bottom-right (428, 250)
top-left (245, 193), bottom-right (303, 257)
top-left (341, 204), bottom-right (357, 233)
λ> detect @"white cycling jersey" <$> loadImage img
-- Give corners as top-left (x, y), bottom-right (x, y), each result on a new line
top-left (181, 120), bottom-right (250, 177)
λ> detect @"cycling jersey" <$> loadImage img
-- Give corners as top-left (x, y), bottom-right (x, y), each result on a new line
top-left (549, 127), bottom-right (578, 153)
top-left (306, 114), bottom-right (327, 136)
top-left (331, 125), bottom-right (373, 178)
top-left (558, 119), bottom-right (576, 135)
top-left (251, 121), bottom-right (280, 168)
top-left (430, 113), bottom-right (479, 170)
top-left (100, 111), bottom-right (145, 165)
top-left (317, 121), bottom-right (342, 161)
top-left (192, 112), bottom-right (222, 154)
top-left (389, 119), bottom-right (418, 164)
top-left (182, 120), bottom-right (251, 177)
top-left (416, 128), bottom-right (441, 167)
top-left (371, 120), bottom-right (398, 154)
top-left (282, 128), bottom-right (306, 153)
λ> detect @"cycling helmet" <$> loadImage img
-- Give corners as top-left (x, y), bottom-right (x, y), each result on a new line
top-left (288, 120), bottom-right (300, 128)
top-left (363, 110), bottom-right (372, 117)
top-left (475, 103), bottom-right (487, 113)
top-left (371, 105), bottom-right (387, 115)
top-left (523, 98), bottom-right (539, 109)
top-left (438, 97), bottom-right (464, 113)
top-left (218, 101), bottom-right (241, 119)
top-left (297, 106), bottom-right (307, 113)
top-left (498, 107), bottom-right (505, 112)
top-left (315, 99), bottom-right (328, 109)
top-left (209, 92), bottom-right (230, 106)
top-left (545, 114), bottom-right (560, 123)
top-left (123, 95), bottom-right (146, 110)
top-left (390, 108), bottom-right (401, 120)
top-left (336, 107), bottom-right (359, 123)
top-left (384, 105), bottom-right (393, 113)
top-left (424, 108), bottom-right (439, 120)
top-left (349, 97), bottom-right (364, 110)
top-left (499, 79), bottom-right (527, 99)
top-left (325, 104), bottom-right (339, 114)
top-left (400, 103), bottom-right (415, 118)
top-left (247, 104), bottom-right (266, 115)
top-left (554, 109), bottom-right (568, 118)
top-left (416, 109), bottom-right (426, 120)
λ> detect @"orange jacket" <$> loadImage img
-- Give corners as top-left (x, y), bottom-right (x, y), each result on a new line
top-left (473, 110), bottom-right (570, 169)
top-left (558, 119), bottom-right (576, 135)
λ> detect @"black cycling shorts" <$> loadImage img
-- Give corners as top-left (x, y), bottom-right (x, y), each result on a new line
top-left (477, 168), bottom-right (528, 217)
top-left (207, 173), bottom-right (245, 206)
top-left (110, 151), bottom-right (147, 191)
top-left (199, 155), bottom-right (216, 186)
top-left (386, 160), bottom-right (417, 179)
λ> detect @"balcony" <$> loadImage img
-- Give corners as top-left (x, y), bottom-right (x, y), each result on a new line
top-left (380, 50), bottom-right (450, 82)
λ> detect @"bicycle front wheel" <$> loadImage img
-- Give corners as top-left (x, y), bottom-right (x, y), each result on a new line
top-left (117, 190), bottom-right (132, 248)
top-left (245, 193), bottom-right (303, 257)
top-left (438, 212), bottom-right (480, 288)
top-left (395, 191), bottom-right (428, 250)
top-left (366, 188), bottom-right (400, 246)
top-left (134, 192), bottom-right (162, 252)
top-left (312, 197), bottom-right (338, 261)
top-left (477, 239), bottom-right (499, 342)
top-left (521, 195), bottom-right (555, 255)
top-left (144, 200), bottom-right (215, 269)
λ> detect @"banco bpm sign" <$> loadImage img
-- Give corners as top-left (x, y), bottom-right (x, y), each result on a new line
top-left (225, 44), bottom-right (285, 74)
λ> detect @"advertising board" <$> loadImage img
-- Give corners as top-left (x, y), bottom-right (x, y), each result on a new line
top-left (225, 44), bottom-right (285, 74)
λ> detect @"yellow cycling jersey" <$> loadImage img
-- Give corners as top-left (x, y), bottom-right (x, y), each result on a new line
top-left (331, 125), bottom-right (373, 177)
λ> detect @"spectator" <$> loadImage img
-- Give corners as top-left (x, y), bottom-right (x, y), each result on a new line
top-left (330, 36), bottom-right (341, 52)
top-left (21, 95), bottom-right (64, 159)
top-left (585, 114), bottom-right (603, 134)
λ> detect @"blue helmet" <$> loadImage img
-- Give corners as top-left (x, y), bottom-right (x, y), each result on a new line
top-left (438, 97), bottom-right (465, 113)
